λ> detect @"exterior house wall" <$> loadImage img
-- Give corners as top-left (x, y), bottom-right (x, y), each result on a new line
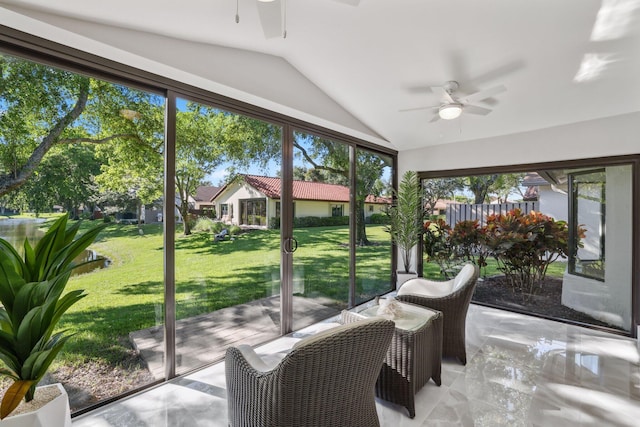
top-left (538, 185), bottom-right (568, 222)
top-left (562, 165), bottom-right (633, 330)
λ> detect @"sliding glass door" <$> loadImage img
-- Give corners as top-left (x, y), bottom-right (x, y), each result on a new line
top-left (173, 97), bottom-right (283, 374)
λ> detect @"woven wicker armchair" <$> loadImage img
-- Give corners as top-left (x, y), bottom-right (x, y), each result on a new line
top-left (225, 317), bottom-right (395, 427)
top-left (396, 263), bottom-right (479, 364)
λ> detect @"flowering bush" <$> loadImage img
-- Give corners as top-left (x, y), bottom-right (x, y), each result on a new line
top-left (483, 209), bottom-right (571, 295)
top-left (449, 219), bottom-right (488, 268)
top-left (424, 209), bottom-right (576, 297)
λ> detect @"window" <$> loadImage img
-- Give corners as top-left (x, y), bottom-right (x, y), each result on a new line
top-left (332, 204), bottom-right (344, 217)
top-left (569, 169), bottom-right (606, 281)
top-left (0, 36), bottom-right (397, 415)
top-left (419, 161), bottom-right (634, 334)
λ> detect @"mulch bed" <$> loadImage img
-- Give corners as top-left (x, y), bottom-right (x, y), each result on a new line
top-left (472, 275), bottom-right (621, 330)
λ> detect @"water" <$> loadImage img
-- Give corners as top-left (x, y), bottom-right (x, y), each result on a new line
top-left (0, 218), bottom-right (109, 275)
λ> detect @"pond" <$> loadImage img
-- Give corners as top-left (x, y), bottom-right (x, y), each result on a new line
top-left (0, 218), bottom-right (109, 275)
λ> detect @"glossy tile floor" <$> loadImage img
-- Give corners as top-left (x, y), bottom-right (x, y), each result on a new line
top-left (73, 305), bottom-right (640, 426)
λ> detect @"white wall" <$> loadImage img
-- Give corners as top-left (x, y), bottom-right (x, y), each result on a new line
top-left (399, 112), bottom-right (640, 176)
top-left (538, 185), bottom-right (568, 222)
top-left (562, 165), bottom-right (633, 330)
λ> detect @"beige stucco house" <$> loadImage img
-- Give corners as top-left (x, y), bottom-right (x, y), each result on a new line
top-left (213, 174), bottom-right (390, 227)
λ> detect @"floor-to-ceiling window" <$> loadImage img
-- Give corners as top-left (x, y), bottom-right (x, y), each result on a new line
top-left (355, 148), bottom-right (394, 305)
top-left (172, 97), bottom-right (283, 374)
top-left (0, 52), bottom-right (166, 412)
top-left (419, 158), bottom-right (637, 335)
top-left (0, 32), bottom-right (397, 415)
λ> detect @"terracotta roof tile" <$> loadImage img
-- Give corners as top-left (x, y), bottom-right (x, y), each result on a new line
top-left (242, 175), bottom-right (389, 204)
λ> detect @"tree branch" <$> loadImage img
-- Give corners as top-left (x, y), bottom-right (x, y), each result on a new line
top-left (0, 78), bottom-right (90, 196)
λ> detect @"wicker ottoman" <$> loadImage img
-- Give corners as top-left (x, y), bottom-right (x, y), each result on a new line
top-left (341, 301), bottom-right (443, 418)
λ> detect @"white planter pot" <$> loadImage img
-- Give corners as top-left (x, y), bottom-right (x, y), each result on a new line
top-left (1, 383), bottom-right (71, 427)
top-left (396, 271), bottom-right (418, 289)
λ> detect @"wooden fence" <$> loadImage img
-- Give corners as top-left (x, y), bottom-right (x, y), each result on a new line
top-left (445, 201), bottom-right (539, 226)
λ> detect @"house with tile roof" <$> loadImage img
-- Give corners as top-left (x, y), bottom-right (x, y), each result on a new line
top-left (212, 174), bottom-right (390, 227)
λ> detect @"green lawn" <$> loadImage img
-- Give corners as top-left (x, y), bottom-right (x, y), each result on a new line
top-left (58, 222), bottom-right (391, 366)
top-left (423, 257), bottom-right (567, 280)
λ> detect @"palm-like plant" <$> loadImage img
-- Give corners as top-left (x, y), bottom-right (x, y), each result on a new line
top-left (386, 170), bottom-right (424, 273)
top-left (0, 214), bottom-right (106, 419)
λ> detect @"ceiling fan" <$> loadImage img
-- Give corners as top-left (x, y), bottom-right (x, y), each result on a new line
top-left (400, 81), bottom-right (507, 122)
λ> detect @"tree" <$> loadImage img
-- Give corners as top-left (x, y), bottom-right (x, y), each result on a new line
top-left (466, 175), bottom-right (500, 204)
top-left (491, 173), bottom-right (526, 203)
top-left (422, 177), bottom-right (463, 216)
top-left (0, 55), bottom-right (154, 198)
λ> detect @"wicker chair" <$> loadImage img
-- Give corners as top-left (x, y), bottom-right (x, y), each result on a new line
top-left (396, 263), bottom-right (479, 365)
top-left (225, 317), bottom-right (395, 427)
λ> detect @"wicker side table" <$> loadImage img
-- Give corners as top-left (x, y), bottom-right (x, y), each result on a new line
top-left (341, 301), bottom-right (443, 418)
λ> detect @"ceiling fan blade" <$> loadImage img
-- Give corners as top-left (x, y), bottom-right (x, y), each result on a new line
top-left (399, 105), bottom-right (438, 113)
top-left (430, 86), bottom-right (455, 103)
top-left (256, 0), bottom-right (282, 39)
top-left (464, 104), bottom-right (493, 115)
top-left (462, 85), bottom-right (506, 104)
top-left (429, 115), bottom-right (441, 123)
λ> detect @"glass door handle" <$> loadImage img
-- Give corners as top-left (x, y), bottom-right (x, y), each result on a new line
top-left (283, 237), bottom-right (298, 254)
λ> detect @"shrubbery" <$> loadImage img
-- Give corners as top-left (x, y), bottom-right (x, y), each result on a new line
top-left (425, 209), bottom-right (573, 296)
top-left (269, 216), bottom-right (350, 229)
top-left (369, 213), bottom-right (390, 224)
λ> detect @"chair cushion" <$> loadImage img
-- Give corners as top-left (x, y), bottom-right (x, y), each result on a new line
top-left (452, 264), bottom-right (476, 292)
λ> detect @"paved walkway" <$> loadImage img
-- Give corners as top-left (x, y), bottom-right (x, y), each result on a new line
top-left (129, 296), bottom-right (340, 378)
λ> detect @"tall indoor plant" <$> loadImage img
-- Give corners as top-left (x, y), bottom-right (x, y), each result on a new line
top-left (0, 214), bottom-right (106, 423)
top-left (386, 170), bottom-right (424, 285)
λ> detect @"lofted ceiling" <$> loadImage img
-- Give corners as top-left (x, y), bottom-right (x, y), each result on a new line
top-left (1, 0), bottom-right (639, 152)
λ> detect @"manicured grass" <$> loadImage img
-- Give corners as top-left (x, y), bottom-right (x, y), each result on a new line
top-left (423, 257), bottom-right (567, 280)
top-left (57, 222), bottom-right (391, 366)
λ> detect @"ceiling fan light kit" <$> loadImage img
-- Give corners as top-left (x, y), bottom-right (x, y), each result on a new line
top-left (438, 103), bottom-right (462, 120)
top-left (400, 80), bottom-right (506, 122)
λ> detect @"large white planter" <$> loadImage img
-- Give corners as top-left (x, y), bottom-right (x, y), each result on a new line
top-left (396, 271), bottom-right (418, 290)
top-left (1, 383), bottom-right (71, 427)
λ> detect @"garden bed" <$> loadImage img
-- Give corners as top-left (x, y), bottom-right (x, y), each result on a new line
top-left (472, 275), bottom-right (623, 331)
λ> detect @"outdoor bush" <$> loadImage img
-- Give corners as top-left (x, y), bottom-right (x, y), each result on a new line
top-left (369, 213), bottom-right (390, 225)
top-left (269, 217), bottom-right (280, 230)
top-left (483, 209), bottom-right (571, 296)
top-left (193, 217), bottom-right (216, 233)
top-left (293, 216), bottom-right (349, 228)
top-left (211, 221), bottom-right (225, 234)
top-left (424, 209), bottom-right (574, 295)
top-left (449, 219), bottom-right (488, 268)
top-left (423, 218), bottom-right (457, 278)
top-left (229, 225), bottom-right (242, 236)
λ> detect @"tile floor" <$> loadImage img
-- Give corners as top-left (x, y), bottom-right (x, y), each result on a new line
top-left (73, 305), bottom-right (640, 426)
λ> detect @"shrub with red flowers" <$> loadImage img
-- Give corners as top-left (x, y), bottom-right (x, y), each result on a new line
top-left (482, 209), bottom-right (571, 295)
top-left (424, 209), bottom-right (575, 297)
top-left (449, 219), bottom-right (489, 268)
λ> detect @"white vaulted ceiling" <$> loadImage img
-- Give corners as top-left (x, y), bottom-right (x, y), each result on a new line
top-left (1, 0), bottom-right (639, 151)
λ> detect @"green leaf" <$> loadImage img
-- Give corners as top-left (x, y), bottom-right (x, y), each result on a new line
top-left (41, 290), bottom-right (86, 341)
top-left (0, 379), bottom-right (35, 419)
top-left (0, 238), bottom-right (26, 278)
top-left (15, 306), bottom-right (42, 361)
top-left (46, 222), bottom-right (108, 279)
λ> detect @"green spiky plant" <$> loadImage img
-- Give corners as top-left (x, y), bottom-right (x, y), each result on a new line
top-left (385, 170), bottom-right (424, 273)
top-left (0, 214), bottom-right (107, 419)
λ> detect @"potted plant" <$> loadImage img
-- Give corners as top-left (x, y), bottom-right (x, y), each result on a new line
top-left (386, 170), bottom-right (424, 288)
top-left (0, 214), bottom-right (106, 426)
